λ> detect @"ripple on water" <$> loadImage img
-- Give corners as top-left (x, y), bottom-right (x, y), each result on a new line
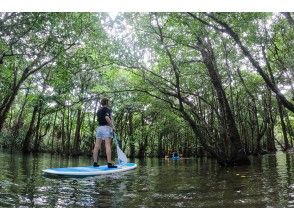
top-left (33, 196), bottom-right (49, 207)
top-left (18, 195), bottom-right (31, 206)
top-left (0, 180), bottom-right (18, 189)
top-left (123, 193), bottom-right (137, 199)
top-left (37, 186), bottom-right (52, 192)
top-left (289, 193), bottom-right (294, 198)
top-left (0, 193), bottom-right (17, 207)
top-left (288, 200), bottom-right (294, 204)
top-left (56, 198), bottom-right (76, 208)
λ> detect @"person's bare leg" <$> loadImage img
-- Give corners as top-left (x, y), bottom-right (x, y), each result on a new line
top-left (93, 138), bottom-right (102, 163)
top-left (105, 138), bottom-right (117, 168)
top-left (105, 138), bottom-right (112, 163)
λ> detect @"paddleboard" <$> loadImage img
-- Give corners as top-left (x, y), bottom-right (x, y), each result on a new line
top-left (43, 163), bottom-right (137, 177)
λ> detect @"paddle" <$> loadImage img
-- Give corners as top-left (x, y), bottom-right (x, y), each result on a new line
top-left (113, 132), bottom-right (128, 164)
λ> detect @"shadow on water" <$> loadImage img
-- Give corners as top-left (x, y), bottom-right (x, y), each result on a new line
top-left (1, 150), bottom-right (294, 207)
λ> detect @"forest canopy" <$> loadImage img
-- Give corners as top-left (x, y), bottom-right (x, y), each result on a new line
top-left (0, 12), bottom-right (294, 166)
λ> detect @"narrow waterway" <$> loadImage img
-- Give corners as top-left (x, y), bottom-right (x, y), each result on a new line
top-left (1, 151), bottom-right (294, 207)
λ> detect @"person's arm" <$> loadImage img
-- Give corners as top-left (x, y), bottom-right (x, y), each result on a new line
top-left (105, 116), bottom-right (115, 131)
top-left (105, 108), bottom-right (115, 130)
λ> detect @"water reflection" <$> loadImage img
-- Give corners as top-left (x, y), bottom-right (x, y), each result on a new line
top-left (0, 151), bottom-right (294, 207)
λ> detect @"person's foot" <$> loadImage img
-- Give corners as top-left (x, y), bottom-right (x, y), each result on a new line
top-left (93, 162), bottom-right (99, 167)
top-left (107, 163), bottom-right (117, 168)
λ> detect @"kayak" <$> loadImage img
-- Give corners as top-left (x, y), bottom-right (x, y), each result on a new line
top-left (172, 156), bottom-right (180, 160)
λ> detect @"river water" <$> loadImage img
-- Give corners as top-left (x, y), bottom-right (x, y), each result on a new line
top-left (0, 150), bottom-right (294, 208)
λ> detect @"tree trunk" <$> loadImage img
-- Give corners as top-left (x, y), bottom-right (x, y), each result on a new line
top-left (264, 91), bottom-right (277, 153)
top-left (32, 102), bottom-right (43, 153)
top-left (198, 36), bottom-right (249, 165)
top-left (13, 88), bottom-right (30, 136)
top-left (65, 106), bottom-right (72, 155)
top-left (73, 107), bottom-right (83, 156)
top-left (285, 112), bottom-right (294, 149)
top-left (277, 99), bottom-right (290, 150)
top-left (90, 99), bottom-right (99, 153)
top-left (157, 132), bottom-right (164, 157)
top-left (51, 111), bottom-right (58, 153)
top-left (61, 108), bottom-right (66, 153)
top-left (138, 113), bottom-right (146, 158)
top-left (202, 13), bottom-right (294, 113)
top-left (22, 104), bottom-right (38, 153)
top-left (128, 111), bottom-right (135, 158)
top-left (0, 82), bottom-right (22, 131)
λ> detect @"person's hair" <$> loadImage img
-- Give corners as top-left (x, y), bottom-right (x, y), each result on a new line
top-left (101, 98), bottom-right (109, 106)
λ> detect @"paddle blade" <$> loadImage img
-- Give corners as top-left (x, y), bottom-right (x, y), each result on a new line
top-left (117, 144), bottom-right (128, 164)
top-left (114, 133), bottom-right (128, 164)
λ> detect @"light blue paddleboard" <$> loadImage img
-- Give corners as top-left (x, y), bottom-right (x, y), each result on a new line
top-left (43, 163), bottom-right (137, 177)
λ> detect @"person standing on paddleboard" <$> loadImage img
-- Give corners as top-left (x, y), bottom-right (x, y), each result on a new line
top-left (93, 98), bottom-right (117, 168)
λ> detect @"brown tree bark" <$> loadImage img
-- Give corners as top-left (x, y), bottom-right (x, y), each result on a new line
top-left (22, 104), bottom-right (38, 153)
top-left (197, 36), bottom-right (249, 165)
top-left (73, 108), bottom-right (84, 156)
top-left (128, 111), bottom-right (135, 158)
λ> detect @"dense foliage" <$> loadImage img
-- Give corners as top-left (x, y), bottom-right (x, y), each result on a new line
top-left (0, 12), bottom-right (293, 166)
